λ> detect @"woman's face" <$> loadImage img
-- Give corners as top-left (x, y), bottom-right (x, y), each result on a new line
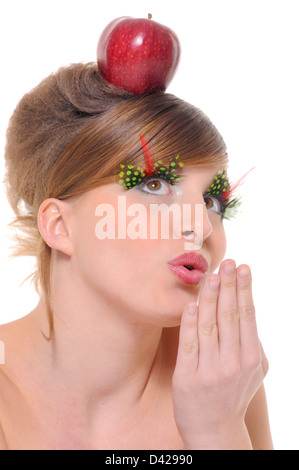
top-left (68, 165), bottom-right (227, 327)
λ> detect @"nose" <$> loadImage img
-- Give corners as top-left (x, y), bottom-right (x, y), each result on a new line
top-left (201, 201), bottom-right (213, 240)
top-left (179, 198), bottom-right (213, 250)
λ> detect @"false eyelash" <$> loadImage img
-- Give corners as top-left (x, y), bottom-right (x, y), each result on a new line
top-left (205, 168), bottom-right (254, 220)
top-left (118, 156), bottom-right (185, 189)
top-left (204, 170), bottom-right (240, 220)
top-left (118, 134), bottom-right (184, 190)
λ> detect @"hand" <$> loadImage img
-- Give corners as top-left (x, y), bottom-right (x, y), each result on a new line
top-left (172, 260), bottom-right (269, 450)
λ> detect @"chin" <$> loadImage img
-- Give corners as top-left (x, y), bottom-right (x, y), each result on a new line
top-left (146, 315), bottom-right (182, 329)
top-left (143, 300), bottom-right (190, 328)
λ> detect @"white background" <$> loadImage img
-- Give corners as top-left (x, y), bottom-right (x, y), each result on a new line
top-left (0, 0), bottom-right (298, 450)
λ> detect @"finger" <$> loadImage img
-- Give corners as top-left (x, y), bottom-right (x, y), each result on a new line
top-left (236, 265), bottom-right (259, 355)
top-left (175, 302), bottom-right (199, 375)
top-left (197, 274), bottom-right (220, 366)
top-left (260, 341), bottom-right (269, 377)
top-left (217, 260), bottom-right (240, 359)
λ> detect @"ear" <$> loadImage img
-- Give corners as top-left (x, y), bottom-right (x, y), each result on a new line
top-left (38, 198), bottom-right (73, 256)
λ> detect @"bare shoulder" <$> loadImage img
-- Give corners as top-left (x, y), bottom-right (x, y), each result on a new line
top-left (245, 383), bottom-right (274, 450)
top-left (0, 420), bottom-right (7, 450)
top-left (0, 328), bottom-right (7, 450)
top-left (0, 318), bottom-right (30, 450)
top-left (0, 322), bottom-right (10, 449)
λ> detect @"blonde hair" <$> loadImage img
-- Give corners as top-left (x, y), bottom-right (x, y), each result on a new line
top-left (4, 62), bottom-right (227, 339)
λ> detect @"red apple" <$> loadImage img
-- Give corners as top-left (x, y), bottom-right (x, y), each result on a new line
top-left (97, 15), bottom-right (181, 94)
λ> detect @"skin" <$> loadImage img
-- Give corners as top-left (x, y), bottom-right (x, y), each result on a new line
top-left (0, 165), bottom-right (273, 450)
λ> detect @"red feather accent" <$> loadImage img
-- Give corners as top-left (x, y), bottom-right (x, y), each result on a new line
top-left (139, 135), bottom-right (157, 176)
top-left (222, 167), bottom-right (255, 200)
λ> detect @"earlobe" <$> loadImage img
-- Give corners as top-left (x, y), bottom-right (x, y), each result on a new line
top-left (38, 199), bottom-right (73, 256)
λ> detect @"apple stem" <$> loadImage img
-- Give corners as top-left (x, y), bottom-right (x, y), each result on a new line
top-left (148, 13), bottom-right (152, 20)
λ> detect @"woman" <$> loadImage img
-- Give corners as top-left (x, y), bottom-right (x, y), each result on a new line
top-left (0, 62), bottom-right (273, 449)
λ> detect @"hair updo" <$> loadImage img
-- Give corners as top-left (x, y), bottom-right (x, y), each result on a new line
top-left (4, 62), bottom-right (227, 338)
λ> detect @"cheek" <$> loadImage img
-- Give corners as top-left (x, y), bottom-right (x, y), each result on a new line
top-left (71, 208), bottom-right (100, 273)
top-left (72, 203), bottom-right (160, 287)
top-left (208, 221), bottom-right (227, 273)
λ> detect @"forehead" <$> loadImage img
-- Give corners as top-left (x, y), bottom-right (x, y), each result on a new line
top-left (182, 165), bottom-right (225, 181)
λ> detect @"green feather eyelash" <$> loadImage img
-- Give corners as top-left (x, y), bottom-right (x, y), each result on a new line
top-left (118, 154), bottom-right (185, 189)
top-left (205, 169), bottom-right (243, 220)
top-left (118, 166), bottom-right (244, 220)
top-left (118, 134), bottom-right (252, 221)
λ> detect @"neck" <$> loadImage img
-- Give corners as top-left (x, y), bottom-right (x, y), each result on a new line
top-left (30, 268), bottom-right (168, 411)
top-left (3, 261), bottom-right (181, 447)
top-left (48, 303), bottom-right (164, 402)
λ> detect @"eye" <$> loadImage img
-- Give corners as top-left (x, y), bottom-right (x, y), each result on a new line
top-left (138, 177), bottom-right (172, 196)
top-left (204, 195), bottom-right (223, 216)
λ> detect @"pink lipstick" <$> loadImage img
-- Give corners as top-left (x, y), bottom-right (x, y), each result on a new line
top-left (168, 252), bottom-right (208, 285)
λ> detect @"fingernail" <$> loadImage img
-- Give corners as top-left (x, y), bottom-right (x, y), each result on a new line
top-left (209, 278), bottom-right (220, 290)
top-left (224, 261), bottom-right (235, 275)
top-left (238, 265), bottom-right (250, 279)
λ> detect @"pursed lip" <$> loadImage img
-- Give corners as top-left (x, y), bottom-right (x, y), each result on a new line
top-left (168, 252), bottom-right (209, 273)
top-left (167, 252), bottom-right (209, 285)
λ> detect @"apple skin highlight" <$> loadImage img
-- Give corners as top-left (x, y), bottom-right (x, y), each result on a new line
top-left (97, 16), bottom-right (181, 94)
